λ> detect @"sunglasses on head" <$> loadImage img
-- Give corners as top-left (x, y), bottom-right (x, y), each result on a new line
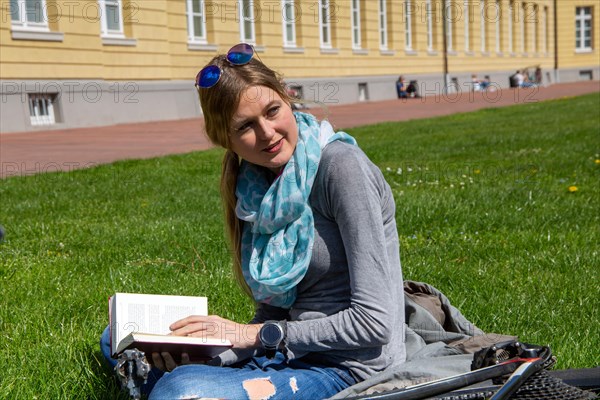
top-left (196, 43), bottom-right (256, 89)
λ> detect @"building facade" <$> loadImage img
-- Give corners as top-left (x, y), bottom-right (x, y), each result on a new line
top-left (0, 0), bottom-right (598, 133)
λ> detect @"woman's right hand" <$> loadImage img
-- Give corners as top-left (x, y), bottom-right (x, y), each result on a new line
top-left (151, 352), bottom-right (195, 372)
top-left (151, 314), bottom-right (260, 371)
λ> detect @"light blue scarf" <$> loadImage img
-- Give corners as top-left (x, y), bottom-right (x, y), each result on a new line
top-left (235, 112), bottom-right (357, 308)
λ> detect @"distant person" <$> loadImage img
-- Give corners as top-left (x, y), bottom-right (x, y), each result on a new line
top-left (514, 70), bottom-right (525, 87)
top-left (471, 74), bottom-right (481, 92)
top-left (406, 80), bottom-right (419, 98)
top-left (479, 75), bottom-right (491, 91)
top-left (509, 72), bottom-right (518, 88)
top-left (535, 67), bottom-right (542, 85)
top-left (514, 70), bottom-right (536, 88)
top-left (396, 75), bottom-right (408, 99)
top-left (522, 73), bottom-right (535, 88)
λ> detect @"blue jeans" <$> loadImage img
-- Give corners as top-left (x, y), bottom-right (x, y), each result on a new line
top-left (100, 326), bottom-right (356, 399)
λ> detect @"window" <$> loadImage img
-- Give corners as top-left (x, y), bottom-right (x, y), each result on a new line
top-left (239, 0), bottom-right (255, 43)
top-left (282, 0), bottom-right (296, 47)
top-left (358, 83), bottom-right (369, 102)
top-left (480, 0), bottom-right (486, 52)
top-left (495, 0), bottom-right (502, 53)
top-left (319, 0), bottom-right (332, 48)
top-left (28, 94), bottom-right (56, 126)
top-left (464, 0), bottom-right (470, 52)
top-left (575, 6), bottom-right (593, 52)
top-left (351, 0), bottom-right (361, 49)
top-left (426, 0), bottom-right (439, 52)
top-left (379, 0), bottom-right (388, 49)
top-left (10, 0), bottom-right (48, 30)
top-left (520, 2), bottom-right (526, 52)
top-left (579, 70), bottom-right (593, 80)
top-left (508, 0), bottom-right (514, 53)
top-left (405, 0), bottom-right (413, 50)
top-left (187, 0), bottom-right (206, 43)
top-left (532, 4), bottom-right (538, 53)
top-left (427, 0), bottom-right (434, 51)
top-left (543, 6), bottom-right (548, 53)
top-left (99, 0), bottom-right (124, 37)
top-left (445, 0), bottom-right (453, 51)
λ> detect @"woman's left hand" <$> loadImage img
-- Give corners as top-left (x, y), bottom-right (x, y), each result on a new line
top-left (169, 315), bottom-right (262, 349)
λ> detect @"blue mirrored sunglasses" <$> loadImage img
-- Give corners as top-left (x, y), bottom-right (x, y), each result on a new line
top-left (196, 43), bottom-right (255, 89)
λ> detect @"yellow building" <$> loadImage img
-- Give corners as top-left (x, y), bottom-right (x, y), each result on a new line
top-left (0, 0), bottom-right (598, 133)
top-left (555, 0), bottom-right (599, 81)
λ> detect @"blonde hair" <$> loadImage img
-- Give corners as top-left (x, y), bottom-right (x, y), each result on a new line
top-left (197, 55), bottom-right (292, 298)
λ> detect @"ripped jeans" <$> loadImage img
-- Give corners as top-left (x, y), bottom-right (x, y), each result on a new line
top-left (100, 326), bottom-right (356, 399)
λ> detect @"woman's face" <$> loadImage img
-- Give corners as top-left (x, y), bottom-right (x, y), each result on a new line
top-left (229, 85), bottom-right (298, 173)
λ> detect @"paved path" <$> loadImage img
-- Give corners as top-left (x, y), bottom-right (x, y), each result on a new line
top-left (1, 81), bottom-right (598, 178)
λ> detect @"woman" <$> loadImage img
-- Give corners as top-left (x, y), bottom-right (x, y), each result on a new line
top-left (396, 75), bottom-right (408, 99)
top-left (103, 44), bottom-right (406, 399)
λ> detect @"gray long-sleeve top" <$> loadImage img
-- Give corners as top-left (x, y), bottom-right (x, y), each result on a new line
top-left (251, 140), bottom-right (406, 382)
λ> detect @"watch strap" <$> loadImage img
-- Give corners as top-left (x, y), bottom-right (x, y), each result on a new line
top-left (265, 348), bottom-right (277, 359)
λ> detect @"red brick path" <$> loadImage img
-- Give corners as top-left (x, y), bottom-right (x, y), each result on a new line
top-left (1, 81), bottom-right (598, 178)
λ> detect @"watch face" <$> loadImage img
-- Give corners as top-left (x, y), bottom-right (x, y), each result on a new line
top-left (260, 323), bottom-right (283, 347)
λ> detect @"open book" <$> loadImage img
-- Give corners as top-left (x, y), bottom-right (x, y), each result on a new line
top-left (109, 293), bottom-right (232, 362)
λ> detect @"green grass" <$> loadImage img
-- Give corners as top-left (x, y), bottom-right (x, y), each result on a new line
top-left (1, 93), bottom-right (599, 399)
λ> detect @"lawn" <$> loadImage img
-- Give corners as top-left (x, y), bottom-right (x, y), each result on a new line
top-left (0, 93), bottom-right (598, 399)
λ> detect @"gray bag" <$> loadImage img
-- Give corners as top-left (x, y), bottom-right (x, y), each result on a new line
top-left (329, 281), bottom-right (516, 398)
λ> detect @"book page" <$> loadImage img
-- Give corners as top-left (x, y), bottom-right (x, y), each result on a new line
top-left (110, 293), bottom-right (208, 355)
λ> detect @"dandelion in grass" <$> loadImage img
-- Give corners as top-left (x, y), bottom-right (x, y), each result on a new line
top-left (568, 186), bottom-right (578, 193)
top-left (595, 159), bottom-right (600, 165)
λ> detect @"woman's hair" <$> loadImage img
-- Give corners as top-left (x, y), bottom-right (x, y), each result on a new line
top-left (197, 55), bottom-right (292, 298)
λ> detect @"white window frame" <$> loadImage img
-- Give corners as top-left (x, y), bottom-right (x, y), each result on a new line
top-left (99, 0), bottom-right (124, 38)
top-left (28, 93), bottom-right (56, 126)
top-left (351, 0), bottom-right (361, 49)
top-left (405, 0), bottom-right (413, 50)
top-left (575, 6), bottom-right (593, 52)
top-left (10, 0), bottom-right (49, 31)
top-left (427, 0), bottom-right (435, 51)
top-left (464, 0), bottom-right (470, 52)
top-left (187, 0), bottom-right (207, 43)
top-left (445, 0), bottom-right (453, 51)
top-left (239, 0), bottom-right (256, 44)
top-left (282, 0), bottom-right (296, 47)
top-left (480, 0), bottom-right (486, 52)
top-left (520, 2), bottom-right (526, 52)
top-left (532, 4), bottom-right (537, 53)
top-left (543, 6), bottom-right (548, 53)
top-left (379, 0), bottom-right (388, 50)
top-left (495, 0), bottom-right (501, 53)
top-left (319, 0), bottom-right (332, 49)
top-left (508, 0), bottom-right (514, 53)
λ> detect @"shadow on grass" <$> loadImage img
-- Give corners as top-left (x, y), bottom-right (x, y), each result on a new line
top-left (90, 349), bottom-right (135, 400)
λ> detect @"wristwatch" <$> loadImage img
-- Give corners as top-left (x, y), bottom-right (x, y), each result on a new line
top-left (259, 320), bottom-right (286, 359)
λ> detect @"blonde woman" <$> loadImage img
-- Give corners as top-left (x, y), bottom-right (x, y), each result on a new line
top-left (101, 43), bottom-right (406, 399)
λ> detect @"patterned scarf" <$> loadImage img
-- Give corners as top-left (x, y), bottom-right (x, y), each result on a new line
top-left (235, 112), bottom-right (357, 308)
